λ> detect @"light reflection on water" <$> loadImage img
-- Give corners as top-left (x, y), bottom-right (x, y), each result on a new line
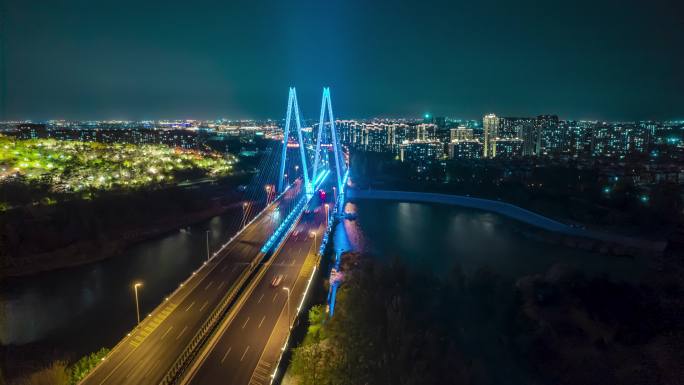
top-left (0, 212), bottom-right (239, 354)
top-left (341, 199), bottom-right (643, 280)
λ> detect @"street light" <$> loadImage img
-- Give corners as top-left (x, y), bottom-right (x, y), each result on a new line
top-left (310, 231), bottom-right (317, 255)
top-left (324, 203), bottom-right (330, 227)
top-left (265, 185), bottom-right (272, 205)
top-left (242, 202), bottom-right (249, 228)
top-left (282, 287), bottom-right (291, 330)
top-left (133, 282), bottom-right (143, 325)
top-left (206, 230), bottom-right (210, 261)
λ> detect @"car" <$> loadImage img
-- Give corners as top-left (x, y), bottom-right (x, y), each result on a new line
top-left (271, 274), bottom-right (283, 287)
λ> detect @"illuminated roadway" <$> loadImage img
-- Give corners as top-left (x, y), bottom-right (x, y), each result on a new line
top-left (80, 181), bottom-right (304, 385)
top-left (181, 193), bottom-right (328, 385)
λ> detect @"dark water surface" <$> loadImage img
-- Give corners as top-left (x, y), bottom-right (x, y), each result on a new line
top-left (335, 199), bottom-right (645, 385)
top-left (0, 211), bottom-right (241, 361)
top-left (341, 199), bottom-right (643, 280)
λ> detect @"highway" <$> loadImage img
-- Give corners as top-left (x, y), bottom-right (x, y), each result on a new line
top-left (180, 194), bottom-right (328, 385)
top-left (79, 181), bottom-right (304, 385)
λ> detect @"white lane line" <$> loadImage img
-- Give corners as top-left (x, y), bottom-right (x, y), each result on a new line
top-left (204, 281), bottom-right (213, 290)
top-left (221, 264), bottom-right (229, 272)
top-left (199, 301), bottom-right (208, 312)
top-left (240, 346), bottom-right (250, 362)
top-left (272, 293), bottom-right (278, 302)
top-left (220, 347), bottom-right (232, 364)
top-left (290, 258), bottom-right (295, 265)
top-left (258, 316), bottom-right (265, 328)
top-left (231, 265), bottom-right (238, 272)
top-left (176, 326), bottom-right (188, 340)
top-left (185, 301), bottom-right (195, 312)
top-left (160, 326), bottom-right (173, 340)
top-left (242, 317), bottom-right (250, 329)
top-left (257, 294), bottom-right (264, 304)
top-left (216, 281), bottom-right (226, 291)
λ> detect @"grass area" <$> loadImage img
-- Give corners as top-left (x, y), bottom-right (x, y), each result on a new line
top-left (0, 135), bottom-right (237, 209)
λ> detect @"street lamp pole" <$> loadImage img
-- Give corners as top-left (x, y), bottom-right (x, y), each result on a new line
top-left (206, 230), bottom-right (210, 261)
top-left (242, 202), bottom-right (248, 228)
top-left (282, 287), bottom-right (291, 330)
top-left (133, 282), bottom-right (143, 325)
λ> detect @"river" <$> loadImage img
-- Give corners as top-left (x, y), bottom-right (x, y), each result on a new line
top-left (338, 199), bottom-right (644, 280)
top-left (332, 198), bottom-right (646, 385)
top-left (0, 210), bottom-right (242, 372)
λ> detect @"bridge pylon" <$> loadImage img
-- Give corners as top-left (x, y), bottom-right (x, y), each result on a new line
top-left (278, 87), bottom-right (312, 195)
top-left (312, 87), bottom-right (345, 194)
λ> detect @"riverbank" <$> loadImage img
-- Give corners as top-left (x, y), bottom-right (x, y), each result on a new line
top-left (0, 175), bottom-right (253, 279)
top-left (347, 188), bottom-right (667, 258)
top-left (1, 202), bottom-right (242, 279)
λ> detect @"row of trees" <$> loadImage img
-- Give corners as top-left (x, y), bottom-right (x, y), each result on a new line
top-left (350, 151), bottom-right (684, 233)
top-left (289, 253), bottom-right (516, 385)
top-left (289, 250), bottom-right (684, 385)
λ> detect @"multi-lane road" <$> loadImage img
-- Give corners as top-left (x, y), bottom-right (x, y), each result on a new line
top-left (180, 196), bottom-right (327, 385)
top-left (80, 181), bottom-right (304, 385)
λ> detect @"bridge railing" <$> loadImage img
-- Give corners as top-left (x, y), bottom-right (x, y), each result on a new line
top-left (159, 249), bottom-right (264, 385)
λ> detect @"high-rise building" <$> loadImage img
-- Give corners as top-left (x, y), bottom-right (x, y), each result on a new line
top-left (537, 115), bottom-right (560, 154)
top-left (483, 114), bottom-right (499, 158)
top-left (450, 126), bottom-right (474, 142)
top-left (492, 138), bottom-right (523, 158)
top-left (448, 140), bottom-right (483, 159)
top-left (400, 141), bottom-right (444, 163)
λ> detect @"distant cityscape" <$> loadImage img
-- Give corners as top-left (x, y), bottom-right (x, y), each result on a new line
top-left (3, 114), bottom-right (684, 187)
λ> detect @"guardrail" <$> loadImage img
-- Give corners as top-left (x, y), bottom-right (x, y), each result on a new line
top-left (159, 177), bottom-right (326, 385)
top-left (159, 251), bottom-right (263, 385)
top-left (78, 182), bottom-right (299, 385)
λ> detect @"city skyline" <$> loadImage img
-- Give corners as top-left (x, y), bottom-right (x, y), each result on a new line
top-left (3, 0), bottom-right (684, 121)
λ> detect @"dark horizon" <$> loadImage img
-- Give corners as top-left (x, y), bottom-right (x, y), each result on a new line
top-left (3, 0), bottom-right (684, 122)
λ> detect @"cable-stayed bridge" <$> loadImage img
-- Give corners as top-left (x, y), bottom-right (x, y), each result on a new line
top-left (79, 88), bottom-right (347, 385)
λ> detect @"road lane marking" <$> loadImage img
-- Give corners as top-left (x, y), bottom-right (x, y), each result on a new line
top-left (272, 293), bottom-right (278, 302)
top-left (242, 317), bottom-right (250, 329)
top-left (185, 301), bottom-right (195, 312)
top-left (199, 301), bottom-right (208, 312)
top-left (240, 346), bottom-right (250, 362)
top-left (257, 294), bottom-right (264, 303)
top-left (216, 281), bottom-right (226, 291)
top-left (220, 264), bottom-right (229, 272)
top-left (220, 347), bottom-right (232, 364)
top-left (204, 281), bottom-right (214, 290)
top-left (176, 325), bottom-right (188, 340)
top-left (258, 316), bottom-right (265, 328)
top-left (160, 326), bottom-right (173, 340)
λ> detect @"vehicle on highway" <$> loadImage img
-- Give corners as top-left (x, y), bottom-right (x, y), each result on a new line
top-left (271, 274), bottom-right (283, 287)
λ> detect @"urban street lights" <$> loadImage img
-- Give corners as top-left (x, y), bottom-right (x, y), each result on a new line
top-left (310, 231), bottom-right (317, 255)
top-left (206, 230), bottom-right (210, 261)
top-left (265, 185), bottom-right (272, 205)
top-left (282, 287), bottom-right (291, 330)
top-left (324, 203), bottom-right (329, 228)
top-left (242, 202), bottom-right (249, 228)
top-left (133, 282), bottom-right (143, 325)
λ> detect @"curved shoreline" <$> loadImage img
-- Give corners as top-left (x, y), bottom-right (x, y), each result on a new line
top-left (347, 188), bottom-right (666, 255)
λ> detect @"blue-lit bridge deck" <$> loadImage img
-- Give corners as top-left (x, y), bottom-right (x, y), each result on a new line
top-left (79, 182), bottom-right (306, 385)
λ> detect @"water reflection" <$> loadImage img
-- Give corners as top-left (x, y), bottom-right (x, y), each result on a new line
top-left (0, 210), bottom-right (240, 358)
top-left (343, 199), bottom-right (643, 280)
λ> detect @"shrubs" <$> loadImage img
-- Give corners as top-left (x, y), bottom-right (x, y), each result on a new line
top-left (12, 348), bottom-right (109, 385)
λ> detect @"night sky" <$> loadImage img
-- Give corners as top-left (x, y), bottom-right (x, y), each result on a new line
top-left (3, 0), bottom-right (683, 121)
